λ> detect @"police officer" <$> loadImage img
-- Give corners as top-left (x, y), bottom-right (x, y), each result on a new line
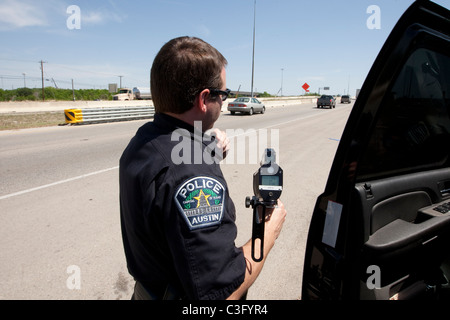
top-left (119, 36), bottom-right (286, 300)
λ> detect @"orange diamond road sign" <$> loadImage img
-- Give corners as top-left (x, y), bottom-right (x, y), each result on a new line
top-left (302, 83), bottom-right (310, 92)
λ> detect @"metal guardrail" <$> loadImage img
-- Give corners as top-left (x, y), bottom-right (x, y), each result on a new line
top-left (64, 105), bottom-right (155, 124)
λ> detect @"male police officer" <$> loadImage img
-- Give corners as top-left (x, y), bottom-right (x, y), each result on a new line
top-left (119, 36), bottom-right (286, 300)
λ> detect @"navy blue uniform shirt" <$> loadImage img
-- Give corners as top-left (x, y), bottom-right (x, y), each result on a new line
top-left (119, 113), bottom-right (246, 299)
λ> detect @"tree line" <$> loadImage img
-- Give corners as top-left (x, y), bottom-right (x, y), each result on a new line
top-left (0, 87), bottom-right (113, 101)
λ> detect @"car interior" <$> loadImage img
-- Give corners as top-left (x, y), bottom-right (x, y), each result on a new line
top-left (354, 47), bottom-right (450, 300)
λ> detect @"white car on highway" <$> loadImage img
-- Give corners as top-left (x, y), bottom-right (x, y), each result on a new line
top-left (227, 97), bottom-right (265, 115)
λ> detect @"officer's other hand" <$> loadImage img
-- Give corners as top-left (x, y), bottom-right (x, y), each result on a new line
top-left (211, 128), bottom-right (230, 159)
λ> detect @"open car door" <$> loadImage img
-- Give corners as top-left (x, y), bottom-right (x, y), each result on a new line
top-left (302, 0), bottom-right (450, 300)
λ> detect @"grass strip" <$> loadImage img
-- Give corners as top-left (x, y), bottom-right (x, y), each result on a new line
top-left (0, 112), bottom-right (66, 130)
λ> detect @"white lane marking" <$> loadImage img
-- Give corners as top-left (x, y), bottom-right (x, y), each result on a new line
top-left (0, 166), bottom-right (119, 200)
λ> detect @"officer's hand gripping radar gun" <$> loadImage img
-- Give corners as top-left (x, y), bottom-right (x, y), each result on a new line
top-left (245, 148), bottom-right (283, 262)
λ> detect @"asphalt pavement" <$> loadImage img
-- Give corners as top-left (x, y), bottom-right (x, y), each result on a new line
top-left (0, 102), bottom-right (353, 299)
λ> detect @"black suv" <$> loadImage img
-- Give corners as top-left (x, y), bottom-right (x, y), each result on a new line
top-left (317, 95), bottom-right (336, 109)
top-left (303, 0), bottom-right (450, 300)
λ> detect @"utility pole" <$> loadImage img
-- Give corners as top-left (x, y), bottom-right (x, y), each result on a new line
top-left (280, 68), bottom-right (284, 97)
top-left (72, 79), bottom-right (75, 101)
top-left (347, 75), bottom-right (350, 97)
top-left (40, 60), bottom-right (47, 101)
top-left (250, 0), bottom-right (256, 98)
top-left (118, 75), bottom-right (123, 88)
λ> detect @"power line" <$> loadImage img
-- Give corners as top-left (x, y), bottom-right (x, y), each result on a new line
top-left (0, 73), bottom-right (106, 87)
top-left (0, 58), bottom-right (38, 63)
top-left (0, 59), bottom-right (137, 90)
top-left (0, 75), bottom-right (109, 90)
top-left (50, 63), bottom-right (124, 77)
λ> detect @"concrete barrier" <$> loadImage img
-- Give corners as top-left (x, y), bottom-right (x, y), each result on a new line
top-left (61, 97), bottom-right (316, 124)
top-left (259, 96), bottom-right (318, 107)
top-left (2, 96), bottom-right (319, 125)
top-left (1, 96), bottom-right (318, 114)
top-left (221, 96), bottom-right (318, 112)
top-left (0, 100), bottom-right (151, 114)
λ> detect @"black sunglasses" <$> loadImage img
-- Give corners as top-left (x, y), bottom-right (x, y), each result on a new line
top-left (209, 88), bottom-right (231, 101)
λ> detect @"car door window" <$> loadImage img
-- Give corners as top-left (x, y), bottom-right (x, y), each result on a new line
top-left (357, 48), bottom-right (450, 182)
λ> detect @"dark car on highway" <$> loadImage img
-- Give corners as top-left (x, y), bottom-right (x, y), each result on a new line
top-left (340, 95), bottom-right (351, 103)
top-left (302, 0), bottom-right (450, 300)
top-left (317, 95), bottom-right (336, 109)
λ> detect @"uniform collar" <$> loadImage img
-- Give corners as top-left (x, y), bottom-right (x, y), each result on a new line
top-left (154, 112), bottom-right (196, 133)
top-left (153, 113), bottom-right (215, 147)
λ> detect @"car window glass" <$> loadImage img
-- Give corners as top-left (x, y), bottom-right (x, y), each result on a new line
top-left (357, 48), bottom-right (450, 181)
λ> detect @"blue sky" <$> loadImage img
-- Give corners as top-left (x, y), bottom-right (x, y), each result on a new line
top-left (0, 0), bottom-right (449, 96)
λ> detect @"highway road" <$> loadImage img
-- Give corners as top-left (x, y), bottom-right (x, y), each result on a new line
top-left (0, 102), bottom-right (353, 300)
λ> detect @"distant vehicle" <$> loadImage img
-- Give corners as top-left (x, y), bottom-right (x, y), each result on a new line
top-left (317, 95), bottom-right (336, 108)
top-left (113, 88), bottom-right (134, 101)
top-left (133, 87), bottom-right (151, 100)
top-left (113, 87), bottom-right (151, 100)
top-left (340, 95), bottom-right (351, 103)
top-left (227, 97), bottom-right (265, 115)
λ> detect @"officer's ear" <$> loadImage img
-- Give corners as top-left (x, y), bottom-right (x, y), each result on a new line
top-left (194, 89), bottom-right (210, 114)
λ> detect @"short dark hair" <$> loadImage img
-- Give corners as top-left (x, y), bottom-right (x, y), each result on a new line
top-left (150, 36), bottom-right (227, 114)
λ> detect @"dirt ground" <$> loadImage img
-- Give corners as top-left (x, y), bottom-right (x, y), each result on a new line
top-left (0, 111), bottom-right (65, 130)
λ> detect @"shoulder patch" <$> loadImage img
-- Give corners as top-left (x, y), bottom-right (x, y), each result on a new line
top-left (174, 176), bottom-right (225, 230)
